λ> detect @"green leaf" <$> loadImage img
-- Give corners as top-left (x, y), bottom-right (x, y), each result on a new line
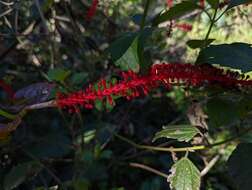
top-left (4, 162), bottom-right (42, 190)
top-left (206, 97), bottom-right (239, 127)
top-left (115, 37), bottom-right (140, 72)
top-left (169, 157), bottom-right (200, 190)
top-left (47, 68), bottom-right (71, 82)
top-left (227, 143), bottom-right (252, 190)
top-left (106, 33), bottom-right (137, 62)
top-left (206, 0), bottom-right (220, 8)
top-left (186, 39), bottom-right (215, 49)
top-left (153, 125), bottom-right (200, 142)
top-left (153, 1), bottom-right (199, 25)
top-left (70, 72), bottom-right (88, 86)
top-left (227, 0), bottom-right (252, 10)
top-left (196, 43), bottom-right (252, 72)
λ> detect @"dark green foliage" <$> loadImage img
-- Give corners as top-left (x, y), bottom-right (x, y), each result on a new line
top-left (0, 0), bottom-right (252, 189)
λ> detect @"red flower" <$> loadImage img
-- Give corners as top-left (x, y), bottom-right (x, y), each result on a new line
top-left (85, 0), bottom-right (99, 21)
top-left (167, 0), bottom-right (173, 8)
top-left (57, 63), bottom-right (252, 111)
top-left (174, 23), bottom-right (193, 32)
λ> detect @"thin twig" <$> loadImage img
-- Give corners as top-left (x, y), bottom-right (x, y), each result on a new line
top-left (0, 8), bottom-right (13, 18)
top-left (0, 0), bottom-right (14, 6)
top-left (201, 155), bottom-right (220, 177)
top-left (25, 100), bottom-right (57, 110)
top-left (130, 162), bottom-right (169, 178)
top-left (111, 129), bottom-right (206, 153)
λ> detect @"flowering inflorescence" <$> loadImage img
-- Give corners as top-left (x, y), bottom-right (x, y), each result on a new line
top-left (85, 0), bottom-right (99, 21)
top-left (56, 63), bottom-right (252, 111)
top-left (174, 23), bottom-right (193, 32)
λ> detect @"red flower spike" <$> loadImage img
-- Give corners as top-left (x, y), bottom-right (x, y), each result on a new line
top-left (56, 63), bottom-right (252, 111)
top-left (174, 23), bottom-right (193, 32)
top-left (85, 0), bottom-right (99, 21)
top-left (167, 0), bottom-right (173, 8)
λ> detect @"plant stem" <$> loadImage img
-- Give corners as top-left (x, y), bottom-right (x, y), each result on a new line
top-left (112, 126), bottom-right (252, 153)
top-left (139, 144), bottom-right (206, 152)
top-left (0, 109), bottom-right (16, 119)
top-left (200, 155), bottom-right (220, 177)
top-left (204, 7), bottom-right (218, 47)
top-left (113, 131), bottom-right (206, 153)
top-left (130, 162), bottom-right (169, 178)
top-left (140, 0), bottom-right (151, 30)
top-left (215, 8), bottom-right (228, 22)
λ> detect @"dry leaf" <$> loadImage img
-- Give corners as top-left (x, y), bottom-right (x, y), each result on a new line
top-left (187, 101), bottom-right (208, 129)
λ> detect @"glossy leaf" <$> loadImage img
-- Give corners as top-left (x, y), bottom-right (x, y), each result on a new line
top-left (153, 125), bottom-right (200, 142)
top-left (4, 162), bottom-right (42, 190)
top-left (187, 39), bottom-right (215, 49)
top-left (227, 0), bottom-right (251, 10)
top-left (115, 37), bottom-right (140, 72)
top-left (153, 1), bottom-right (199, 25)
top-left (106, 33), bottom-right (137, 62)
top-left (169, 157), bottom-right (200, 190)
top-left (228, 143), bottom-right (252, 190)
top-left (196, 43), bottom-right (252, 72)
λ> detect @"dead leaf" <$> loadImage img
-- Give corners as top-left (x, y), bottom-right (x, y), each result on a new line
top-left (187, 101), bottom-right (208, 129)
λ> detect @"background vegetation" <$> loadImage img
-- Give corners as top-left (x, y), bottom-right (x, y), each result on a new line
top-left (0, 0), bottom-right (252, 190)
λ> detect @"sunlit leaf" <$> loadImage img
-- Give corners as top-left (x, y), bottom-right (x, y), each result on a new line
top-left (169, 157), bottom-right (200, 190)
top-left (115, 37), bottom-right (140, 72)
top-left (153, 125), bottom-right (200, 142)
top-left (106, 33), bottom-right (137, 61)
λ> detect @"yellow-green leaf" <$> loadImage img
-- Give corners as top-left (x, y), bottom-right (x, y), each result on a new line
top-left (153, 125), bottom-right (199, 142)
top-left (169, 157), bottom-right (200, 190)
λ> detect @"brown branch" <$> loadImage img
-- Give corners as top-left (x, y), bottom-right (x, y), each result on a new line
top-left (200, 155), bottom-right (220, 177)
top-left (129, 162), bottom-right (169, 179)
top-left (25, 100), bottom-right (57, 110)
